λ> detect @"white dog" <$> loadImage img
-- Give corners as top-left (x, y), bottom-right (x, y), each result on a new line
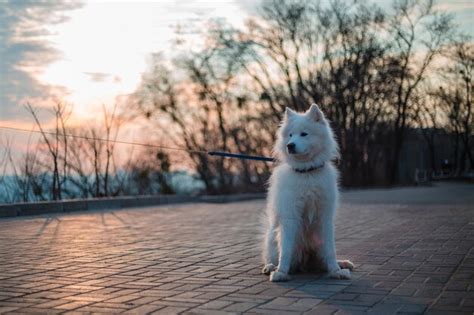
top-left (262, 104), bottom-right (354, 282)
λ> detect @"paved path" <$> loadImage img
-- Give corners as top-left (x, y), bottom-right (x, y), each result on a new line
top-left (0, 182), bottom-right (473, 314)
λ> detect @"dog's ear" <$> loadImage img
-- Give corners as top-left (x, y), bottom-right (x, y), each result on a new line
top-left (307, 103), bottom-right (323, 122)
top-left (285, 107), bottom-right (297, 120)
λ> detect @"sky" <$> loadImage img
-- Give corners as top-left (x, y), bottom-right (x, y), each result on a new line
top-left (0, 0), bottom-right (256, 128)
top-left (0, 0), bottom-right (472, 136)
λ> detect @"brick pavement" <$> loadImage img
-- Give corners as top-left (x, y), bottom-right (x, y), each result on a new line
top-left (0, 183), bottom-right (473, 314)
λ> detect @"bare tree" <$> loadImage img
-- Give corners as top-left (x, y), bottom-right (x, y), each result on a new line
top-left (25, 102), bottom-right (72, 200)
top-left (127, 148), bottom-right (174, 195)
top-left (64, 105), bottom-right (124, 198)
top-left (414, 90), bottom-right (444, 173)
top-left (211, 0), bottom-right (397, 185)
top-left (1, 134), bottom-right (47, 202)
top-left (0, 137), bottom-right (10, 202)
top-left (130, 0), bottom-right (460, 188)
top-left (101, 103), bottom-right (124, 196)
top-left (434, 39), bottom-right (473, 173)
top-left (387, 0), bottom-right (454, 183)
top-left (131, 49), bottom-right (272, 193)
top-left (20, 102), bottom-right (130, 200)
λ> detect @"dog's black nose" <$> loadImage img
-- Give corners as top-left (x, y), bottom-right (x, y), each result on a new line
top-left (287, 143), bottom-right (296, 153)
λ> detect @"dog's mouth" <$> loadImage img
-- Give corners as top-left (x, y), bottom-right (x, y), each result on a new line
top-left (286, 147), bottom-right (316, 161)
top-left (287, 149), bottom-right (310, 159)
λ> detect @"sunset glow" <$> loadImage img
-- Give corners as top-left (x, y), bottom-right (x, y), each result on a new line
top-left (0, 0), bottom-right (472, 201)
top-left (1, 0), bottom-right (251, 127)
top-left (0, 0), bottom-right (472, 144)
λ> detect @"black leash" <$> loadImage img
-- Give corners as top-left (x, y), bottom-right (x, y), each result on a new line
top-left (207, 151), bottom-right (274, 162)
top-left (0, 125), bottom-right (275, 163)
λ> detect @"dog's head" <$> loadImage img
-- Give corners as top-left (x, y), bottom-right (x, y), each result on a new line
top-left (274, 104), bottom-right (339, 167)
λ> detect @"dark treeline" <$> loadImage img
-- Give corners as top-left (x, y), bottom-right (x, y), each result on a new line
top-left (0, 102), bottom-right (181, 203)
top-left (1, 0), bottom-right (472, 202)
top-left (131, 0), bottom-right (472, 191)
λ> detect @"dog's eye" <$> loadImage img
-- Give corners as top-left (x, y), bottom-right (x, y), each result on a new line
top-left (289, 134), bottom-right (293, 137)
top-left (300, 132), bottom-right (308, 137)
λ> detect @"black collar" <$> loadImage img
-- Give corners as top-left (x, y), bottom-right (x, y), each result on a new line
top-left (293, 162), bottom-right (325, 173)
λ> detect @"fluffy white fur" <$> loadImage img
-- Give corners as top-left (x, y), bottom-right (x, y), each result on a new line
top-left (262, 104), bottom-right (354, 282)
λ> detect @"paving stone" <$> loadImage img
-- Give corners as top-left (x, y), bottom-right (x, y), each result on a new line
top-left (151, 306), bottom-right (189, 314)
top-left (367, 302), bottom-right (401, 314)
top-left (188, 309), bottom-right (237, 315)
top-left (398, 303), bottom-right (428, 313)
top-left (0, 307), bottom-right (19, 313)
top-left (53, 300), bottom-right (95, 310)
top-left (0, 189), bottom-right (472, 314)
top-left (74, 305), bottom-right (130, 313)
top-left (124, 304), bottom-right (166, 314)
top-left (7, 306), bottom-right (64, 314)
top-left (198, 299), bottom-right (234, 310)
top-left (222, 302), bottom-right (259, 312)
top-left (33, 299), bottom-right (71, 308)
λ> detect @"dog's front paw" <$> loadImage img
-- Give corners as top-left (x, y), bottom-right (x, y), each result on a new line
top-left (329, 268), bottom-right (351, 280)
top-left (269, 270), bottom-right (290, 282)
top-left (262, 263), bottom-right (277, 275)
top-left (337, 259), bottom-right (355, 271)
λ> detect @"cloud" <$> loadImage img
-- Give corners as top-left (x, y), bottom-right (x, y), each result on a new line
top-left (433, 1), bottom-right (474, 37)
top-left (234, 0), bottom-right (262, 15)
top-left (434, 1), bottom-right (474, 12)
top-left (0, 1), bottom-right (83, 123)
top-left (82, 72), bottom-right (124, 84)
top-left (84, 72), bottom-right (111, 82)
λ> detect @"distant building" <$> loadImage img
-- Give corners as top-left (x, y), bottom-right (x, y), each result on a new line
top-left (398, 128), bottom-right (473, 184)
